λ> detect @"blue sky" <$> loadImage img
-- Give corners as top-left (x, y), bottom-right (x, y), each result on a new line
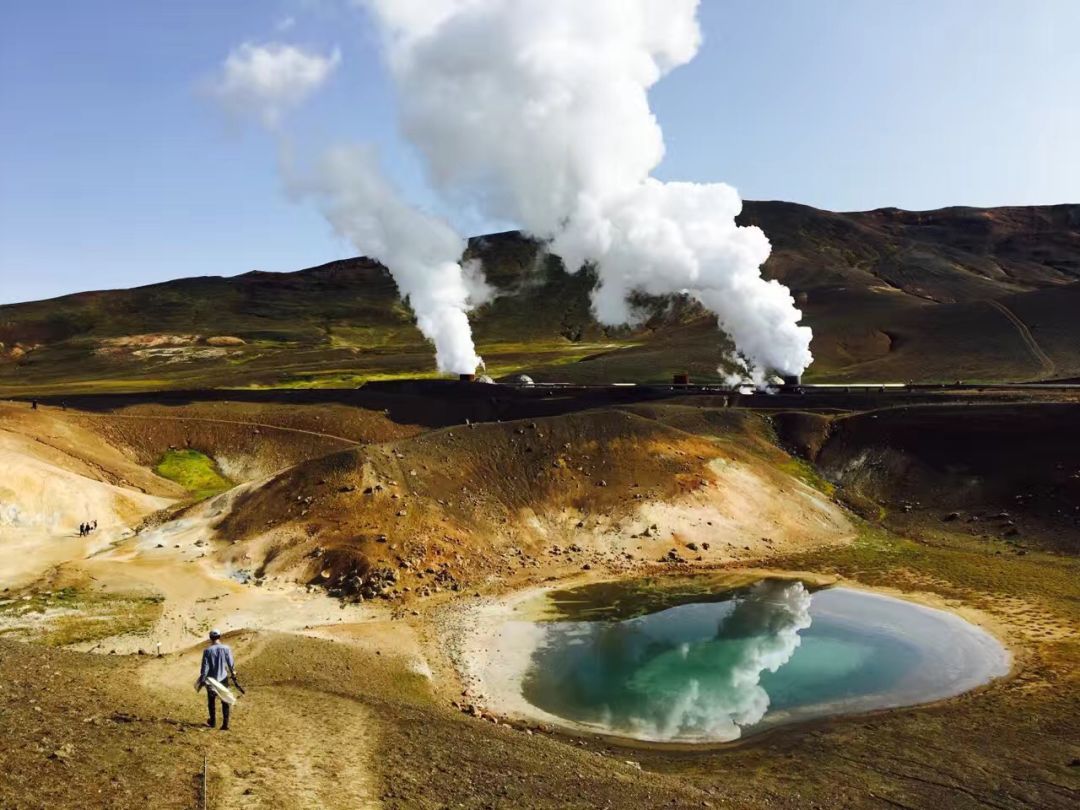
top-left (1, 0), bottom-right (1077, 304)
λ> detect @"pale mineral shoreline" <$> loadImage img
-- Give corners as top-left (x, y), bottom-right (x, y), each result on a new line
top-left (450, 571), bottom-right (1015, 747)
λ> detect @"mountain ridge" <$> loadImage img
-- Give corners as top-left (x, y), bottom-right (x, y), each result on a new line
top-left (2, 200), bottom-right (1078, 393)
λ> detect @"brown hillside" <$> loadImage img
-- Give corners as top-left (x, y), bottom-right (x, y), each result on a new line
top-left (1, 201), bottom-right (1078, 392)
top-left (787, 402), bottom-right (1080, 553)
top-left (68, 400), bottom-right (423, 483)
top-left (213, 407), bottom-right (850, 599)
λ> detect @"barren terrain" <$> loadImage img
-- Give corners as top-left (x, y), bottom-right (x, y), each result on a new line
top-left (0, 390), bottom-right (1077, 809)
top-left (3, 202), bottom-right (1079, 397)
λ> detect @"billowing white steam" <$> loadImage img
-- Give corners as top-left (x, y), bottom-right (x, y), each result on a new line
top-left (211, 42), bottom-right (488, 374)
top-left (362, 0), bottom-right (813, 379)
top-left (288, 145), bottom-right (490, 373)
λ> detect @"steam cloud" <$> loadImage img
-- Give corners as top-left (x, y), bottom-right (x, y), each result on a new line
top-left (211, 42), bottom-right (489, 374)
top-left (211, 42), bottom-right (341, 128)
top-left (215, 1), bottom-right (814, 378)
top-left (361, 0), bottom-right (813, 380)
top-left (287, 145), bottom-right (490, 373)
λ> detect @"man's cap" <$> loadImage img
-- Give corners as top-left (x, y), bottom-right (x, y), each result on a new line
top-left (209, 628), bottom-right (221, 639)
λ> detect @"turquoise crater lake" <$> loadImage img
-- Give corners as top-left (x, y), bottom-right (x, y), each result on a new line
top-left (497, 578), bottom-right (1010, 743)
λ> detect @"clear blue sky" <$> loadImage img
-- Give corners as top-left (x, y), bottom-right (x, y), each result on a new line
top-left (1, 0), bottom-right (1077, 304)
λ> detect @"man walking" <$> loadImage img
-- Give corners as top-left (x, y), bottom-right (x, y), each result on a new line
top-left (197, 629), bottom-right (237, 730)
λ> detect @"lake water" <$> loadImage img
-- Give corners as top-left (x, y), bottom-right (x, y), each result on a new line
top-left (513, 578), bottom-right (1009, 743)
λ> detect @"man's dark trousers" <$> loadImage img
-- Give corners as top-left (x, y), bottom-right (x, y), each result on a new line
top-left (207, 686), bottom-right (231, 728)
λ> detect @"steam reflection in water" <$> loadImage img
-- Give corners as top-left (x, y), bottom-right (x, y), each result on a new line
top-left (519, 580), bottom-right (1009, 742)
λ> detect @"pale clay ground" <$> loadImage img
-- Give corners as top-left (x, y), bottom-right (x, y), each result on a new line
top-left (0, 401), bottom-right (863, 809)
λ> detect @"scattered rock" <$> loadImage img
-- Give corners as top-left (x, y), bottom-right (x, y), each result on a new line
top-left (48, 744), bottom-right (75, 762)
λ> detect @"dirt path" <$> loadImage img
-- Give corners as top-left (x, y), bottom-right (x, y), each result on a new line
top-left (71, 411), bottom-right (363, 447)
top-left (209, 686), bottom-right (379, 810)
top-left (141, 638), bottom-right (381, 810)
top-left (66, 484), bottom-right (375, 654)
top-left (988, 299), bottom-right (1056, 378)
top-left (2, 403), bottom-right (384, 807)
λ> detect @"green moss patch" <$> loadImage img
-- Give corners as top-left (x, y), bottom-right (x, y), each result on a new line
top-left (777, 456), bottom-right (837, 497)
top-left (154, 449), bottom-right (232, 500)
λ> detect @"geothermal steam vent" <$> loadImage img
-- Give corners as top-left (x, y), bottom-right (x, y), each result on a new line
top-left (289, 0), bottom-right (812, 384)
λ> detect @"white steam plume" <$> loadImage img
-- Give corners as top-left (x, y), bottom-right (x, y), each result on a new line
top-left (362, 0), bottom-right (813, 379)
top-left (210, 42), bottom-right (341, 128)
top-left (287, 145), bottom-right (489, 374)
top-left (210, 41), bottom-right (488, 375)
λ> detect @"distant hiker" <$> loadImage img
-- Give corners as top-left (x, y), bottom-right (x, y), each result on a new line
top-left (91, 520), bottom-right (97, 532)
top-left (79, 523), bottom-right (86, 537)
top-left (197, 629), bottom-right (237, 731)
top-left (30, 400), bottom-right (37, 410)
